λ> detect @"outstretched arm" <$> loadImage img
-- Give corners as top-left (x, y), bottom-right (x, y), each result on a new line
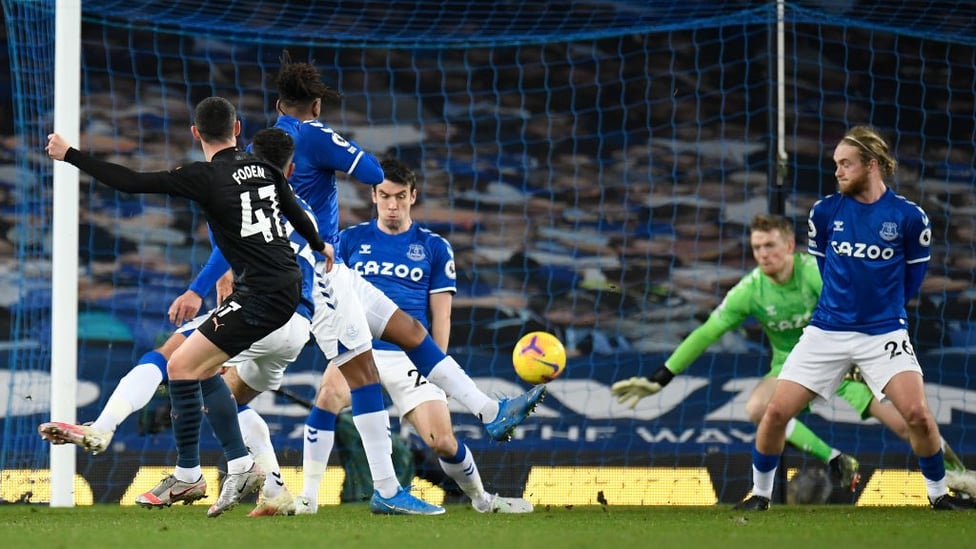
top-left (611, 280), bottom-right (749, 408)
top-left (610, 317), bottom-right (732, 409)
top-left (47, 133), bottom-right (185, 195)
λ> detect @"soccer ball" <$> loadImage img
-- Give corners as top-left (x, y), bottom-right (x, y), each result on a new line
top-left (787, 467), bottom-right (832, 504)
top-left (512, 331), bottom-right (566, 384)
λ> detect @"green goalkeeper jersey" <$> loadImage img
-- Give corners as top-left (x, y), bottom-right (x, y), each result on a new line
top-left (665, 253), bottom-right (821, 377)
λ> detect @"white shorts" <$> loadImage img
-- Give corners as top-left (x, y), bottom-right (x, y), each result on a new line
top-left (178, 310), bottom-right (310, 392)
top-left (373, 349), bottom-right (447, 416)
top-left (311, 261), bottom-right (400, 365)
top-left (310, 263), bottom-right (373, 365)
top-left (780, 325), bottom-right (923, 402)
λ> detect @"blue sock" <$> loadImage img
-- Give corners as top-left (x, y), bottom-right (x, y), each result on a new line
top-left (169, 379), bottom-right (203, 469)
top-left (753, 446), bottom-right (780, 473)
top-left (350, 383), bottom-right (386, 415)
top-left (404, 336), bottom-right (446, 377)
top-left (919, 449), bottom-right (946, 481)
top-left (442, 441), bottom-right (467, 465)
top-left (200, 375), bottom-right (248, 462)
top-left (307, 406), bottom-right (337, 431)
top-left (139, 350), bottom-right (168, 381)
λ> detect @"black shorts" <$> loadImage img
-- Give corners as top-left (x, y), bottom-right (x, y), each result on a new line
top-left (196, 280), bottom-right (301, 357)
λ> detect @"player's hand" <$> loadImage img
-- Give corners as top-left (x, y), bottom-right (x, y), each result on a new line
top-left (216, 269), bottom-right (234, 305)
top-left (611, 365), bottom-right (675, 409)
top-left (45, 133), bottom-right (71, 161)
top-left (168, 290), bottom-right (203, 326)
top-left (320, 242), bottom-right (335, 273)
top-left (611, 376), bottom-right (664, 409)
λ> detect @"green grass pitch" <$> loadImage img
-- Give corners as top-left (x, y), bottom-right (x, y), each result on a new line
top-left (1, 503), bottom-right (972, 549)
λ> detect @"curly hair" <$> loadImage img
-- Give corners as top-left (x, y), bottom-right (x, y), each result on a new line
top-left (275, 50), bottom-right (342, 109)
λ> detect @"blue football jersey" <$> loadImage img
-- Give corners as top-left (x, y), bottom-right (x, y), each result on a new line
top-left (807, 189), bottom-right (931, 334)
top-left (339, 220), bottom-right (457, 351)
top-left (273, 114), bottom-right (384, 252)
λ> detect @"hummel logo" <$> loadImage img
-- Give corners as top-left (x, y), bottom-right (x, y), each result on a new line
top-left (273, 472), bottom-right (284, 487)
top-left (359, 244), bottom-right (371, 255)
top-left (833, 220), bottom-right (845, 232)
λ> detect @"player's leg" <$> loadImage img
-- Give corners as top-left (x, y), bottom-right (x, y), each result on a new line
top-left (310, 264), bottom-right (443, 515)
top-left (225, 373), bottom-right (294, 516)
top-left (337, 348), bottom-right (443, 514)
top-left (39, 332), bottom-right (186, 454)
top-left (134, 329), bottom-right (230, 509)
top-left (312, 265), bottom-right (443, 513)
top-left (353, 268), bottom-right (543, 441)
top-left (171, 288), bottom-right (297, 516)
top-left (737, 326), bottom-right (847, 511)
top-left (408, 398), bottom-right (534, 514)
top-left (855, 378), bottom-right (963, 470)
top-left (296, 361), bottom-right (348, 514)
top-left (881, 371), bottom-right (963, 507)
top-left (746, 376), bottom-right (839, 462)
top-left (744, 380), bottom-right (817, 503)
top-left (224, 312), bottom-right (310, 516)
top-left (862, 391), bottom-right (976, 496)
top-left (377, 348), bottom-right (532, 514)
top-left (855, 329), bottom-right (972, 510)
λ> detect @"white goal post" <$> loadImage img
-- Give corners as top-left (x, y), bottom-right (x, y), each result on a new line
top-left (50, 0), bottom-right (81, 507)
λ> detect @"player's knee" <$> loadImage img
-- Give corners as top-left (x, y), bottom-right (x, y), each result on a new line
top-left (427, 432), bottom-right (459, 457)
top-left (382, 311), bottom-right (427, 350)
top-left (314, 384), bottom-right (349, 413)
top-left (761, 399), bottom-right (793, 428)
top-left (165, 357), bottom-right (189, 379)
top-left (901, 402), bottom-right (934, 431)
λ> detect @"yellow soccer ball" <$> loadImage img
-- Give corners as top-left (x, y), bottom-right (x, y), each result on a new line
top-left (512, 331), bottom-right (566, 384)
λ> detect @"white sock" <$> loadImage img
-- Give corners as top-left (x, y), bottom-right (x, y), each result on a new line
top-left (302, 424), bottom-right (335, 503)
top-left (924, 476), bottom-right (948, 500)
top-left (752, 465), bottom-right (776, 499)
top-left (438, 443), bottom-right (489, 508)
top-left (227, 455), bottom-right (254, 475)
top-left (426, 356), bottom-right (499, 422)
top-left (351, 410), bottom-right (399, 497)
top-left (238, 407), bottom-right (284, 499)
top-left (174, 466), bottom-right (202, 483)
top-left (91, 363), bottom-right (163, 433)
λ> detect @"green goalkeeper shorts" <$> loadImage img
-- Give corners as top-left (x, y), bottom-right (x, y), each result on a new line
top-left (834, 379), bottom-right (874, 420)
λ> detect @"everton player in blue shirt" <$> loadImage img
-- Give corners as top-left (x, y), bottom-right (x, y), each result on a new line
top-left (736, 126), bottom-right (972, 511)
top-left (272, 53), bottom-right (544, 450)
top-left (295, 159), bottom-right (533, 514)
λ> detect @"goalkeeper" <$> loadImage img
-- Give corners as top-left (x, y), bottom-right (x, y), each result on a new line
top-left (611, 214), bottom-right (974, 495)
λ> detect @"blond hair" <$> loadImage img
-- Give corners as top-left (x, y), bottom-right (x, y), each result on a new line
top-left (750, 214), bottom-right (794, 238)
top-left (841, 126), bottom-right (897, 178)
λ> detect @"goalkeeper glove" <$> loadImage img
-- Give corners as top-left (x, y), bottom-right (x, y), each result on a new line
top-left (610, 366), bottom-right (676, 409)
